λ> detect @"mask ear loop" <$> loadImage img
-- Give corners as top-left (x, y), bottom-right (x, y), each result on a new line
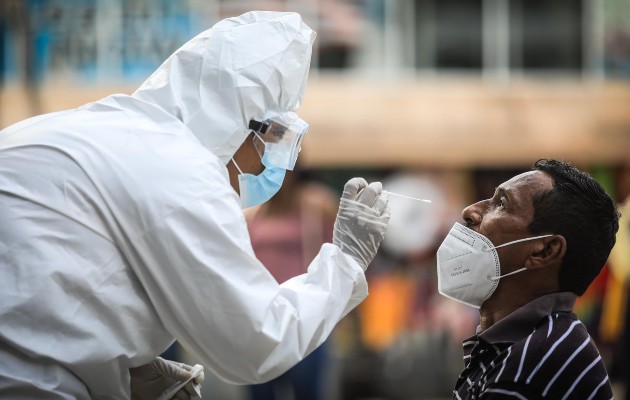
top-left (231, 158), bottom-right (244, 175)
top-left (485, 234), bottom-right (553, 281)
top-left (490, 267), bottom-right (527, 281)
top-left (488, 234), bottom-right (553, 251)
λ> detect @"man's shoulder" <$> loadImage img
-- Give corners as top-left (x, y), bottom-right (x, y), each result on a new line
top-left (489, 313), bottom-right (610, 399)
top-left (510, 311), bottom-right (596, 365)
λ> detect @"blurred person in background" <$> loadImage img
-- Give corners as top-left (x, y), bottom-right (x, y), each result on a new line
top-left (346, 172), bottom-right (477, 400)
top-left (244, 164), bottom-right (337, 400)
top-left (605, 163), bottom-right (630, 399)
top-left (438, 159), bottom-right (618, 399)
top-left (2, 0), bottom-right (45, 117)
top-left (0, 11), bottom-right (391, 399)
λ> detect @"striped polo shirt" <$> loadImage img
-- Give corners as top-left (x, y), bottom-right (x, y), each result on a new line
top-left (453, 292), bottom-right (612, 399)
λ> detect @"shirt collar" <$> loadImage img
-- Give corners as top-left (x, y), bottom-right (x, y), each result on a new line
top-left (477, 291), bottom-right (577, 345)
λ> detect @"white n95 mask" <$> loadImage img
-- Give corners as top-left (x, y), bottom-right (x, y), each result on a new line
top-left (436, 222), bottom-right (552, 308)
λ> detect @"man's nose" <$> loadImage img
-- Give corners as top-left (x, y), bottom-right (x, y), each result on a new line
top-left (462, 200), bottom-right (485, 227)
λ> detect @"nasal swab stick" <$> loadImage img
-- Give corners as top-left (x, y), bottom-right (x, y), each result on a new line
top-left (385, 191), bottom-right (432, 203)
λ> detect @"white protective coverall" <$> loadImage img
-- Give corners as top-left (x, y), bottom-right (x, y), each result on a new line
top-left (0, 12), bottom-right (368, 399)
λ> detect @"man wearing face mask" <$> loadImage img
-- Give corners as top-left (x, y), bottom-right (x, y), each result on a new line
top-left (436, 159), bottom-right (619, 400)
top-left (0, 11), bottom-right (391, 399)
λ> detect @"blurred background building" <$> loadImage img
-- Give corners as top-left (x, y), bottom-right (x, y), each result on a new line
top-left (1, 0), bottom-right (630, 399)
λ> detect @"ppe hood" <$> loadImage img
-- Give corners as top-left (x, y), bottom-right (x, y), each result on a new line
top-left (133, 11), bottom-right (316, 164)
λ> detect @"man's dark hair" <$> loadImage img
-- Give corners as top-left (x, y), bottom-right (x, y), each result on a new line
top-left (528, 159), bottom-right (620, 295)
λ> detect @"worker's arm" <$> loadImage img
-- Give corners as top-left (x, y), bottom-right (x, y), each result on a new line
top-left (124, 161), bottom-right (386, 385)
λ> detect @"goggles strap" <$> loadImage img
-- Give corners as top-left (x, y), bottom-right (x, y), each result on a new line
top-left (248, 119), bottom-right (270, 134)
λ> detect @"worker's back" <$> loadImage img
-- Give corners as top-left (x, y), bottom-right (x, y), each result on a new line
top-left (0, 96), bottom-right (220, 398)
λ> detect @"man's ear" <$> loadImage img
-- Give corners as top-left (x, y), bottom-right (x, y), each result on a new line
top-left (525, 235), bottom-right (567, 270)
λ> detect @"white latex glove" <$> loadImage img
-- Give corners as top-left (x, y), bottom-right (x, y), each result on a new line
top-left (333, 177), bottom-right (391, 270)
top-left (130, 357), bottom-right (204, 400)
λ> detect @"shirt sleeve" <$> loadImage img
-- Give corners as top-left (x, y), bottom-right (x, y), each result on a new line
top-left (125, 171), bottom-right (367, 384)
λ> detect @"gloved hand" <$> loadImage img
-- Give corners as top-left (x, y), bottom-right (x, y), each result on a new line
top-left (333, 177), bottom-right (391, 270)
top-left (130, 357), bottom-right (204, 400)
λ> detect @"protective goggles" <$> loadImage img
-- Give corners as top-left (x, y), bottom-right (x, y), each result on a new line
top-left (248, 112), bottom-right (308, 170)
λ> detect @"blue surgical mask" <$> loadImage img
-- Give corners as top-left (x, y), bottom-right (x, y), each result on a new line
top-left (232, 153), bottom-right (286, 209)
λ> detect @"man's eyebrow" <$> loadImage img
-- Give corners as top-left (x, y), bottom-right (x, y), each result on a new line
top-left (496, 187), bottom-right (511, 203)
top-left (493, 186), bottom-right (510, 199)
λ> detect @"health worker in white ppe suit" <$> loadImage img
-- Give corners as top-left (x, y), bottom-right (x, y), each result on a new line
top-left (0, 11), bottom-right (391, 400)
